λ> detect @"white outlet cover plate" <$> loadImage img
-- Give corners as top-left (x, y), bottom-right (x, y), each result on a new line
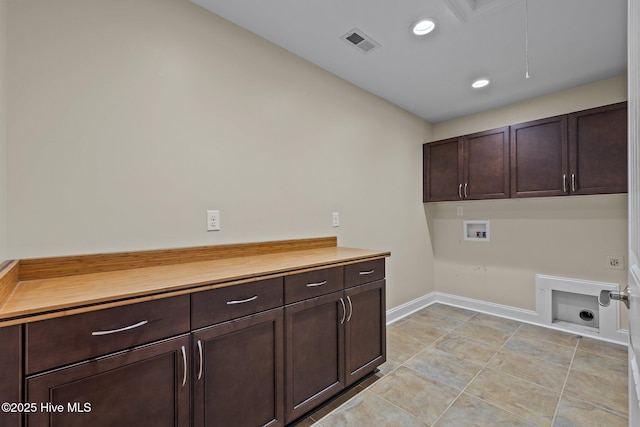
top-left (207, 210), bottom-right (220, 231)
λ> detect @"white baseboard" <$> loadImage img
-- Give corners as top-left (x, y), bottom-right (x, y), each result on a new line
top-left (386, 293), bottom-right (437, 325)
top-left (387, 292), bottom-right (629, 346)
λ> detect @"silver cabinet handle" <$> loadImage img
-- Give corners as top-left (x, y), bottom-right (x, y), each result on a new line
top-left (346, 296), bottom-right (353, 322)
top-left (359, 270), bottom-right (375, 275)
top-left (571, 174), bottom-right (576, 192)
top-left (458, 184), bottom-right (463, 199)
top-left (180, 345), bottom-right (187, 387)
top-left (197, 340), bottom-right (203, 380)
top-left (306, 280), bottom-right (327, 288)
top-left (226, 295), bottom-right (258, 305)
top-left (563, 174), bottom-right (567, 193)
top-left (464, 183), bottom-right (468, 198)
top-left (339, 298), bottom-right (346, 324)
top-left (91, 320), bottom-right (148, 336)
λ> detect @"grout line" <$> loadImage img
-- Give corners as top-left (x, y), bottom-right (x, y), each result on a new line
top-left (550, 336), bottom-right (580, 425)
top-left (430, 312), bottom-right (519, 425)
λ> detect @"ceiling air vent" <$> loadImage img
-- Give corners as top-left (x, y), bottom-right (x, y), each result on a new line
top-left (341, 29), bottom-right (380, 54)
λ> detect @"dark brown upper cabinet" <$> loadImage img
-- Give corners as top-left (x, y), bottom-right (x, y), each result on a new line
top-left (569, 102), bottom-right (627, 195)
top-left (510, 115), bottom-right (568, 198)
top-left (511, 102), bottom-right (627, 198)
top-left (425, 102), bottom-right (628, 202)
top-left (423, 127), bottom-right (510, 202)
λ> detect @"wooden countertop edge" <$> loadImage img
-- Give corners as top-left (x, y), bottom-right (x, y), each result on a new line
top-left (17, 236), bottom-right (338, 281)
top-left (0, 261), bottom-right (20, 313)
top-left (0, 250), bottom-right (390, 327)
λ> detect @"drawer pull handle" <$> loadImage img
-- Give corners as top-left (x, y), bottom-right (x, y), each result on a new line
top-left (91, 320), bottom-right (148, 336)
top-left (181, 345), bottom-right (187, 387)
top-left (306, 280), bottom-right (327, 288)
top-left (571, 173), bottom-right (576, 192)
top-left (359, 270), bottom-right (375, 275)
top-left (226, 295), bottom-right (258, 305)
top-left (339, 298), bottom-right (346, 325)
top-left (346, 296), bottom-right (353, 322)
top-left (197, 340), bottom-right (203, 380)
top-left (562, 174), bottom-right (567, 193)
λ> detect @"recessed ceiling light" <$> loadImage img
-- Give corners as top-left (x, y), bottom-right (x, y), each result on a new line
top-left (412, 19), bottom-right (436, 36)
top-left (471, 78), bottom-right (490, 89)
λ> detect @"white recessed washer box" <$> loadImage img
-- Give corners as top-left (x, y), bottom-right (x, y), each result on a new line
top-left (463, 220), bottom-right (490, 242)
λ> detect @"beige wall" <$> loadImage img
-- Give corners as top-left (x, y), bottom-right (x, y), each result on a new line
top-left (0, 0), bottom-right (7, 262)
top-left (5, 0), bottom-right (434, 309)
top-left (428, 76), bottom-right (628, 320)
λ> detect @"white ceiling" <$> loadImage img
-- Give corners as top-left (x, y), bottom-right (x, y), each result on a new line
top-left (190, 0), bottom-right (627, 123)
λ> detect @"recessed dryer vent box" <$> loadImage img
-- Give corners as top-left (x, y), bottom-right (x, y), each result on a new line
top-left (463, 220), bottom-right (490, 242)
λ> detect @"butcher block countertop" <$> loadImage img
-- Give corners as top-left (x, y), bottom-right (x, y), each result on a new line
top-left (0, 237), bottom-right (390, 327)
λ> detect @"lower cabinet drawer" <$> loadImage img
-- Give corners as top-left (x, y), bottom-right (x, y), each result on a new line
top-left (344, 259), bottom-right (385, 288)
top-left (284, 267), bottom-right (343, 304)
top-left (25, 295), bottom-right (190, 374)
top-left (191, 277), bottom-right (283, 329)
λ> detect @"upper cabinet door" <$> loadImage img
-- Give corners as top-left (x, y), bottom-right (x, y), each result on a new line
top-left (510, 115), bottom-right (568, 198)
top-left (569, 102), bottom-right (628, 195)
top-left (463, 127), bottom-right (510, 200)
top-left (423, 137), bottom-right (463, 202)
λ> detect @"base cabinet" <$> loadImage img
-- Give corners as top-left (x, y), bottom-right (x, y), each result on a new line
top-left (26, 335), bottom-right (190, 427)
top-left (192, 308), bottom-right (284, 427)
top-left (344, 280), bottom-right (386, 386)
top-left (4, 257), bottom-right (386, 427)
top-left (0, 326), bottom-right (22, 427)
top-left (284, 292), bottom-right (345, 423)
top-left (284, 260), bottom-right (386, 423)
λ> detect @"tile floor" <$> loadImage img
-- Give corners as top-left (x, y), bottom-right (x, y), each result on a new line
top-left (291, 303), bottom-right (629, 427)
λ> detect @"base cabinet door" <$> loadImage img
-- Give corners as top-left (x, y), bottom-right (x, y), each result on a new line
top-left (284, 291), bottom-right (345, 423)
top-left (344, 280), bottom-right (386, 386)
top-left (192, 308), bottom-right (284, 427)
top-left (26, 335), bottom-right (190, 427)
top-left (0, 325), bottom-right (22, 427)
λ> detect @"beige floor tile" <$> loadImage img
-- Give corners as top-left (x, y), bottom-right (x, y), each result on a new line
top-left (465, 368), bottom-right (560, 426)
top-left (391, 319), bottom-right (447, 344)
top-left (433, 333), bottom-right (500, 365)
top-left (425, 304), bottom-right (478, 322)
top-left (434, 393), bottom-right (540, 427)
top-left (368, 366), bottom-right (459, 425)
top-left (308, 384), bottom-right (366, 422)
top-left (451, 321), bottom-right (512, 347)
top-left (553, 393), bottom-right (627, 427)
top-left (577, 337), bottom-right (628, 361)
top-left (465, 312), bottom-right (522, 334)
top-left (514, 324), bottom-right (579, 348)
top-left (375, 359), bottom-right (402, 376)
top-left (386, 329), bottom-right (428, 363)
top-left (571, 349), bottom-right (627, 382)
top-left (407, 309), bottom-right (464, 335)
top-left (404, 347), bottom-right (483, 390)
top-left (317, 390), bottom-right (426, 427)
top-left (563, 370), bottom-right (628, 415)
top-left (487, 348), bottom-right (569, 391)
top-left (503, 335), bottom-right (575, 367)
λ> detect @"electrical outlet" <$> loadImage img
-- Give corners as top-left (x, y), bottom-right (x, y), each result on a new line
top-left (332, 212), bottom-right (340, 227)
top-left (605, 255), bottom-right (624, 270)
top-left (207, 210), bottom-right (220, 231)
top-left (457, 206), bottom-right (463, 216)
